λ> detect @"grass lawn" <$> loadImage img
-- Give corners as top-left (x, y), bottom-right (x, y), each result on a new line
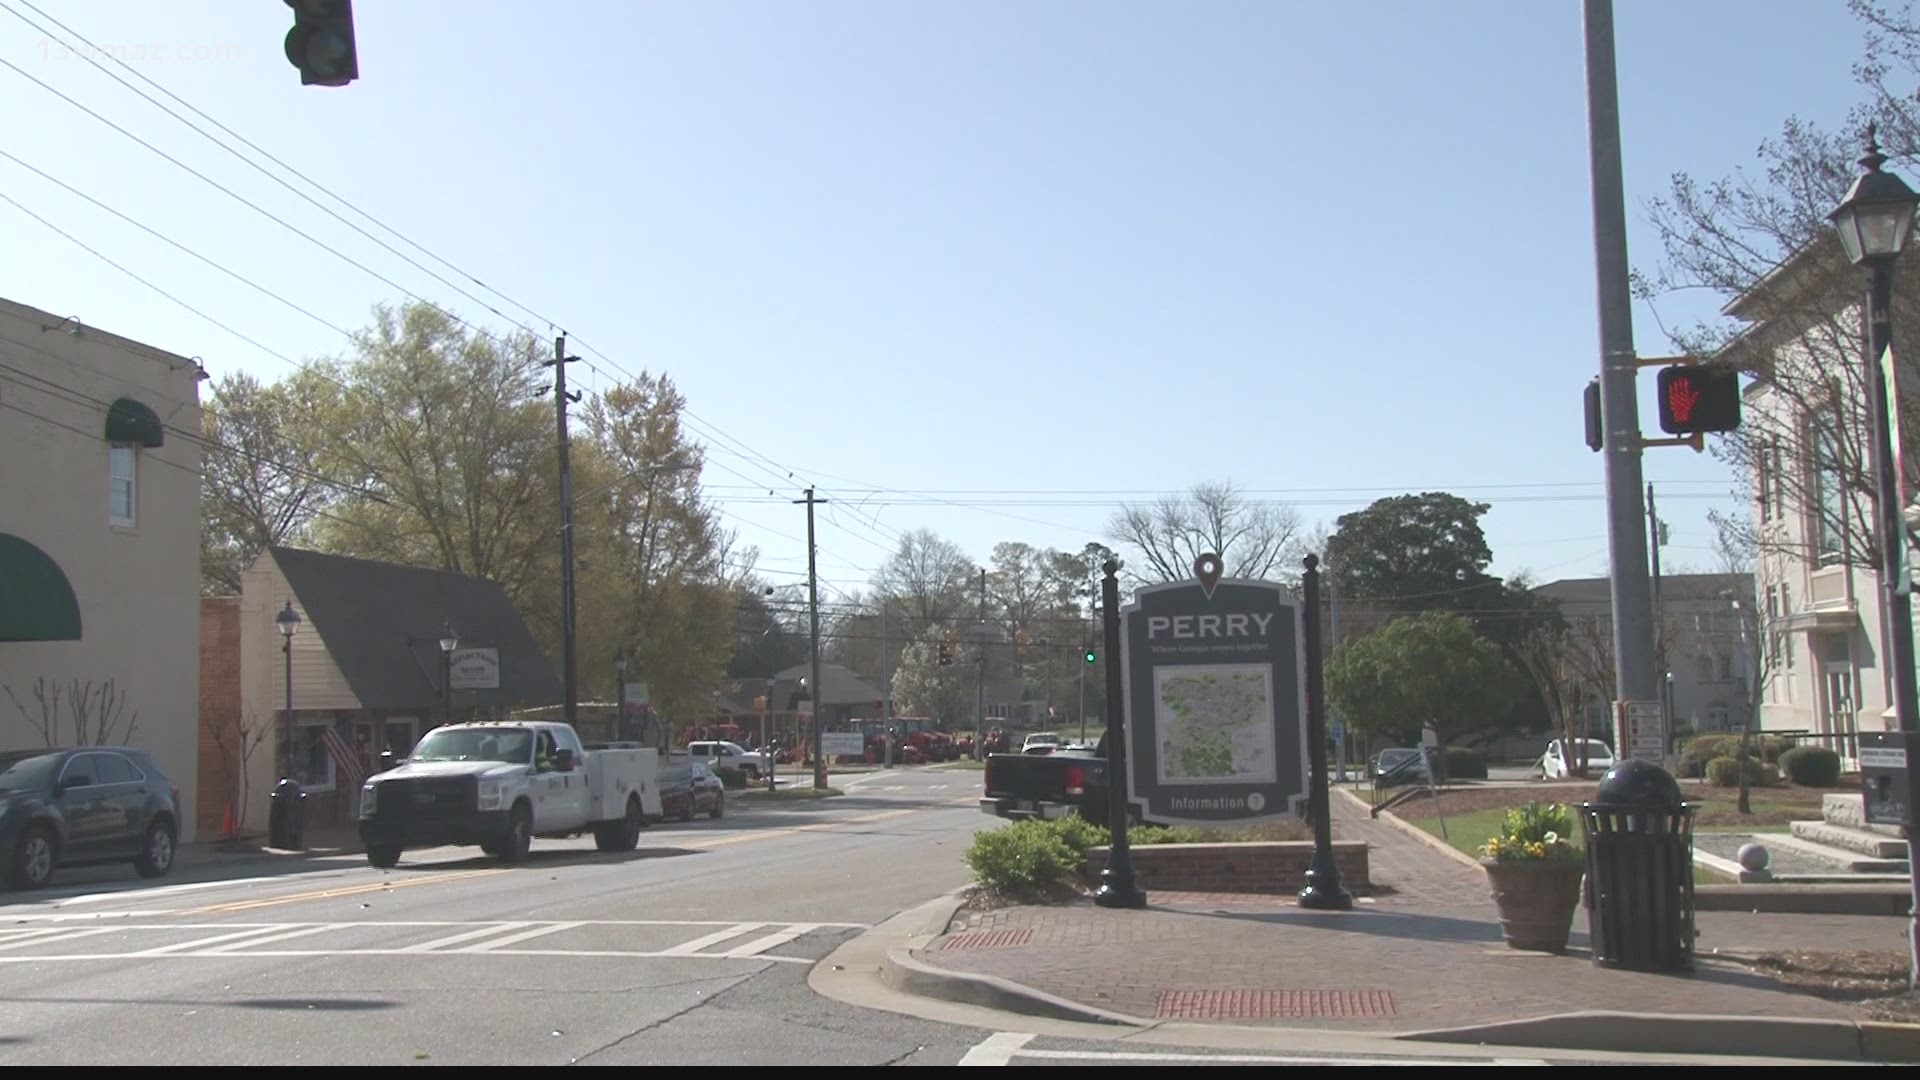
top-left (937, 759), bottom-right (988, 771)
top-left (1403, 807), bottom-right (1739, 886)
top-left (1383, 777), bottom-right (1838, 829)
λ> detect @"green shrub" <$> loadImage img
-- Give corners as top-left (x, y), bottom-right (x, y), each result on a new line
top-left (714, 766), bottom-right (748, 789)
top-left (1681, 735), bottom-right (1740, 778)
top-left (1443, 746), bottom-right (1489, 780)
top-left (963, 820), bottom-right (1078, 895)
top-left (1779, 746), bottom-right (1843, 787)
top-left (1706, 756), bottom-right (1776, 788)
top-left (1130, 824), bottom-right (1213, 846)
top-left (1758, 736), bottom-right (1794, 765)
top-left (1043, 815), bottom-right (1109, 856)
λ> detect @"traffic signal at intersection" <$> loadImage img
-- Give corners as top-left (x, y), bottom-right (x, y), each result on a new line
top-left (1085, 648), bottom-right (1097, 664)
top-left (1655, 365), bottom-right (1741, 435)
top-left (285, 0), bottom-right (359, 87)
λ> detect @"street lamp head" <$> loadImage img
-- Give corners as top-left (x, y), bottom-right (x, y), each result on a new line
top-left (275, 600), bottom-right (301, 640)
top-left (1830, 124), bottom-right (1920, 266)
top-left (439, 620), bottom-right (459, 654)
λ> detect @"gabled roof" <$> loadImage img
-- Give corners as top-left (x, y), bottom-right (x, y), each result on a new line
top-left (269, 546), bottom-right (562, 710)
top-left (1533, 573), bottom-right (1754, 607)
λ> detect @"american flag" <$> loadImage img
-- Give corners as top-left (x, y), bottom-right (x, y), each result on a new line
top-left (319, 723), bottom-right (365, 788)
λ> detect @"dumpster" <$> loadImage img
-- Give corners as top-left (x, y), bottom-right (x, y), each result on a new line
top-left (268, 778), bottom-right (308, 851)
top-left (1577, 759), bottom-right (1697, 973)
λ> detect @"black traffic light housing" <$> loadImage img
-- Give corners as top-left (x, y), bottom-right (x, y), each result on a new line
top-left (1655, 365), bottom-right (1741, 435)
top-left (938, 640), bottom-right (955, 666)
top-left (1583, 377), bottom-right (1603, 452)
top-left (1085, 649), bottom-right (1097, 664)
top-left (286, 0), bottom-right (359, 87)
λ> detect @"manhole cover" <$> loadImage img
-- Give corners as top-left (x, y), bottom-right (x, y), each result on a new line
top-left (937, 930), bottom-right (1034, 951)
top-left (1154, 989), bottom-right (1397, 1020)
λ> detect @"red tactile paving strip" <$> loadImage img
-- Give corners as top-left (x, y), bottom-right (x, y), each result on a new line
top-left (1154, 988), bottom-right (1397, 1020)
top-left (937, 929), bottom-right (1035, 951)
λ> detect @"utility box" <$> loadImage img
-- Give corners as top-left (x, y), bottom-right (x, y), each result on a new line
top-left (1859, 730), bottom-right (1920, 827)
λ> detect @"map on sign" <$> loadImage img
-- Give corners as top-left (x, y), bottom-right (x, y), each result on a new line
top-left (1152, 664), bottom-right (1277, 785)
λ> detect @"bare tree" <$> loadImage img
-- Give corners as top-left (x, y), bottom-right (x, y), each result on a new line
top-left (200, 370), bottom-right (338, 595)
top-left (4, 677), bottom-right (139, 746)
top-left (206, 706), bottom-right (271, 837)
top-left (1108, 480), bottom-right (1304, 584)
top-left (1712, 511), bottom-right (1782, 814)
top-left (1512, 626), bottom-right (1597, 778)
top-left (874, 528), bottom-right (978, 625)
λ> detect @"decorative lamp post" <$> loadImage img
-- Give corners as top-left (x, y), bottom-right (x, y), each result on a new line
top-left (1830, 124), bottom-right (1920, 987)
top-left (275, 600), bottom-right (301, 779)
top-left (439, 620), bottom-right (460, 726)
top-left (615, 648), bottom-right (628, 739)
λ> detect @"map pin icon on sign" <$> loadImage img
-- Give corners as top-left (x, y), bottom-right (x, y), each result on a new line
top-left (1194, 552), bottom-right (1223, 598)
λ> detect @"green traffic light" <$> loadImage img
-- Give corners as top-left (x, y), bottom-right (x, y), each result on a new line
top-left (1085, 650), bottom-right (1097, 664)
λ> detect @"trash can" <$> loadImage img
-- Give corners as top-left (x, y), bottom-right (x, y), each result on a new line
top-left (1577, 759), bottom-right (1697, 973)
top-left (268, 778), bottom-right (308, 851)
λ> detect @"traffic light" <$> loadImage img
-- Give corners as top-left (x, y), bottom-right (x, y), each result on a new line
top-left (1655, 365), bottom-right (1741, 435)
top-left (938, 641), bottom-right (955, 666)
top-left (1085, 648), bottom-right (1097, 664)
top-left (285, 0), bottom-right (359, 87)
top-left (1583, 377), bottom-right (1603, 452)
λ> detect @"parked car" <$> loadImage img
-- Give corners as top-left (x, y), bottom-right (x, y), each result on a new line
top-left (659, 762), bottom-right (726, 822)
top-left (687, 740), bottom-right (768, 779)
top-left (1372, 747), bottom-right (1431, 787)
top-left (1542, 738), bottom-right (1616, 780)
top-left (1021, 732), bottom-right (1065, 755)
top-left (0, 747), bottom-right (182, 890)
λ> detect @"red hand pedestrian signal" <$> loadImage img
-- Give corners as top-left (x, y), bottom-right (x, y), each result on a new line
top-left (1655, 365), bottom-right (1741, 435)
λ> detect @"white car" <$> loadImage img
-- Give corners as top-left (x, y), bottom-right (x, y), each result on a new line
top-left (1022, 732), bottom-right (1065, 755)
top-left (1542, 738), bottom-right (1616, 779)
top-left (687, 740), bottom-right (768, 778)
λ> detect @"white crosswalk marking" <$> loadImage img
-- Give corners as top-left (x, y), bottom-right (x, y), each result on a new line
top-left (721, 924), bottom-right (816, 957)
top-left (461, 922), bottom-right (584, 952)
top-left (660, 922), bottom-right (763, 955)
top-left (958, 1033), bottom-right (1550, 1067)
top-left (0, 927), bottom-right (117, 952)
top-left (132, 925), bottom-right (294, 956)
top-left (401, 922), bottom-right (533, 953)
top-left (201, 924), bottom-right (334, 952)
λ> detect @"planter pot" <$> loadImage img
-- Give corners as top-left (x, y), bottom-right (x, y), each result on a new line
top-left (1481, 859), bottom-right (1585, 953)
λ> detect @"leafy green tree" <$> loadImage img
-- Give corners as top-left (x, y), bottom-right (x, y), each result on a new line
top-left (1325, 611), bottom-right (1522, 746)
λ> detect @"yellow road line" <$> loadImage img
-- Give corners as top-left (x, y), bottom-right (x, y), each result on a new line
top-left (182, 868), bottom-right (510, 914)
top-left (680, 807), bottom-right (918, 850)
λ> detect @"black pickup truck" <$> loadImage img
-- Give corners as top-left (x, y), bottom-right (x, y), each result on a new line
top-left (979, 736), bottom-right (1115, 824)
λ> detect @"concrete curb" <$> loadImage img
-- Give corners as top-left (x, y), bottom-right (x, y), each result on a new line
top-left (881, 946), bottom-right (1145, 1027)
top-left (1334, 787), bottom-right (1483, 872)
top-left (1400, 1010), bottom-right (1920, 1062)
top-left (866, 890), bottom-right (1146, 1027)
top-left (1693, 882), bottom-right (1914, 915)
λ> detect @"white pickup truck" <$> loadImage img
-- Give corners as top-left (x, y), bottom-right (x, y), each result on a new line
top-left (686, 739), bottom-right (770, 778)
top-left (358, 720), bottom-right (663, 868)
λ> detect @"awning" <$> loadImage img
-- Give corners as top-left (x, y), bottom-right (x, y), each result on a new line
top-left (0, 533), bottom-right (81, 642)
top-left (104, 397), bottom-right (164, 447)
top-left (1783, 605), bottom-right (1858, 633)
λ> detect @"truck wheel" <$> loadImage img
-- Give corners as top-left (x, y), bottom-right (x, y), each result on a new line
top-left (366, 844), bottom-right (402, 869)
top-left (593, 797), bottom-right (642, 852)
top-left (497, 804), bottom-right (533, 863)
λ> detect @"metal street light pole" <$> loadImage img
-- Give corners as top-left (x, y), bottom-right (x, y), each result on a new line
top-left (1829, 126), bottom-right (1920, 987)
top-left (615, 648), bottom-right (628, 740)
top-left (275, 600), bottom-right (300, 780)
top-left (439, 620), bottom-right (459, 727)
top-left (1093, 559), bottom-right (1144, 909)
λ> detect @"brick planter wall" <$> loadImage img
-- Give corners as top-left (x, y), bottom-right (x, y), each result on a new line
top-left (1083, 841), bottom-right (1369, 894)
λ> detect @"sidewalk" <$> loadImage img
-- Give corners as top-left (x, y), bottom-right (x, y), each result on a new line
top-left (912, 791), bottom-right (1914, 1041)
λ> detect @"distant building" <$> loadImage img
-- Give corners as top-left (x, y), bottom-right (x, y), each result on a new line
top-left (0, 297), bottom-right (205, 841)
top-left (1533, 573), bottom-right (1757, 736)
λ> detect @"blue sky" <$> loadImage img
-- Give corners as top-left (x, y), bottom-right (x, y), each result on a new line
top-left (0, 1), bottom-right (1878, 600)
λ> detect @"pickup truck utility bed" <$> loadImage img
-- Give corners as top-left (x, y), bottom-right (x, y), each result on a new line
top-left (981, 735), bottom-right (1118, 824)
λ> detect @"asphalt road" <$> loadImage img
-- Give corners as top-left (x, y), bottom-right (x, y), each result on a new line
top-left (0, 766), bottom-right (1753, 1067)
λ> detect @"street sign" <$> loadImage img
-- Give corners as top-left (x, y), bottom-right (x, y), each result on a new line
top-left (1621, 699), bottom-right (1665, 764)
top-left (623, 682), bottom-right (650, 706)
top-left (821, 732), bottom-right (864, 757)
top-left (1120, 573), bottom-right (1309, 827)
top-left (1330, 720), bottom-right (1346, 741)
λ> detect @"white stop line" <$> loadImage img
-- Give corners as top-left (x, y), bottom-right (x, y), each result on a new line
top-left (957, 1032), bottom-right (1548, 1067)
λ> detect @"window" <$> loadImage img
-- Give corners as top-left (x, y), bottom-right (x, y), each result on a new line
top-left (1810, 415), bottom-right (1846, 566)
top-left (108, 444), bottom-right (136, 526)
top-left (1696, 654), bottom-right (1714, 681)
top-left (92, 752), bottom-right (138, 785)
top-left (1718, 654), bottom-right (1734, 681)
top-left (1707, 703), bottom-right (1730, 730)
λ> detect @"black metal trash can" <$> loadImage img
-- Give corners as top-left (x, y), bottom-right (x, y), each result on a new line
top-left (1578, 760), bottom-right (1697, 973)
top-left (268, 778), bottom-right (307, 851)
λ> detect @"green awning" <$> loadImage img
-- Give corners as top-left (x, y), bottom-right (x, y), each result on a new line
top-left (104, 397), bottom-right (164, 447)
top-left (0, 533), bottom-right (82, 642)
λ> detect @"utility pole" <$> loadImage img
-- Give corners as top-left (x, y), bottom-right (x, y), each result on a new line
top-left (881, 602), bottom-right (893, 768)
top-left (543, 334), bottom-right (582, 729)
top-left (1649, 482), bottom-right (1674, 751)
top-left (1584, 0), bottom-right (1660, 713)
top-left (796, 488), bottom-right (828, 789)
top-left (1077, 617), bottom-right (1089, 745)
top-left (975, 568), bottom-right (987, 760)
top-left (1329, 562), bottom-right (1347, 783)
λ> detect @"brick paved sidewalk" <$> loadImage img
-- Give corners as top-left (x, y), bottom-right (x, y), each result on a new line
top-left (922, 792), bottom-right (1910, 1030)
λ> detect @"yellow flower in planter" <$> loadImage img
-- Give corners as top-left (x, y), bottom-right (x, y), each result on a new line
top-left (1480, 802), bottom-right (1581, 864)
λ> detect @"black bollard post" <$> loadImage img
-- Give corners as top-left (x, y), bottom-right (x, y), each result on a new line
top-left (1094, 559), bottom-right (1147, 909)
top-left (1298, 554), bottom-right (1353, 911)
